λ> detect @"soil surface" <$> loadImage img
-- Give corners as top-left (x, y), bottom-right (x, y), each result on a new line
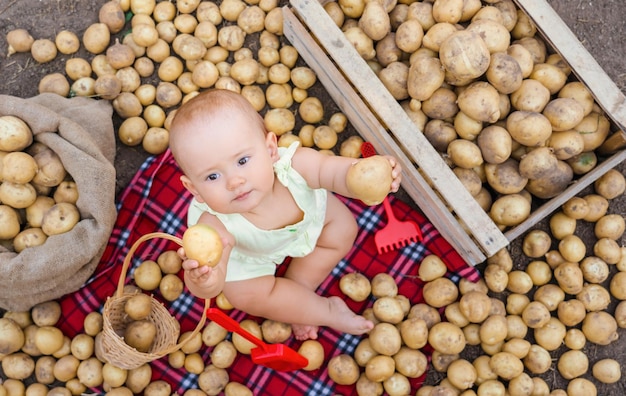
top-left (1, 0), bottom-right (625, 393)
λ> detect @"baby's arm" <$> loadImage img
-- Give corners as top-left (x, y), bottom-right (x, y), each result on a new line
top-left (292, 146), bottom-right (403, 197)
top-left (179, 213), bottom-right (234, 300)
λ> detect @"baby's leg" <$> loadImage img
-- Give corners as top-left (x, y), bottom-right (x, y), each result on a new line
top-left (223, 276), bottom-right (373, 340)
top-left (283, 194), bottom-right (358, 338)
top-left (284, 193), bottom-right (358, 291)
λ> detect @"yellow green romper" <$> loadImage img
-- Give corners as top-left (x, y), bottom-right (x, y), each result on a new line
top-left (186, 142), bottom-right (328, 282)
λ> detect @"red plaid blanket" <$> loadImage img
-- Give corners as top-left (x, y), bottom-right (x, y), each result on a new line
top-left (56, 150), bottom-right (479, 395)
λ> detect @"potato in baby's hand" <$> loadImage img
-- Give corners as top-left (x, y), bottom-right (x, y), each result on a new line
top-left (346, 155), bottom-right (393, 206)
top-left (182, 223), bottom-right (223, 267)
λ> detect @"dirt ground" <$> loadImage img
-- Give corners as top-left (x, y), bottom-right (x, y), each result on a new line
top-left (1, 0), bottom-right (625, 393)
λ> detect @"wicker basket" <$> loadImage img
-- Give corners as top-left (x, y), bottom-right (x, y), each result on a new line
top-left (99, 232), bottom-right (209, 369)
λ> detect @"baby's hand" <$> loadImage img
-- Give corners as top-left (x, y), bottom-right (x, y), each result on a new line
top-left (181, 253), bottom-right (218, 287)
top-left (177, 241), bottom-right (229, 299)
top-left (385, 156), bottom-right (403, 193)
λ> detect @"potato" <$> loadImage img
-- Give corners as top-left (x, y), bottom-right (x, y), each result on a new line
top-left (30, 38), bottom-right (57, 63)
top-left (94, 74), bottom-right (123, 100)
top-left (203, 340), bottom-right (235, 370)
top-left (124, 320), bottom-right (157, 353)
top-left (339, 135), bottom-right (364, 159)
top-left (339, 272), bottom-right (371, 302)
top-left (0, 181), bottom-right (37, 209)
top-left (525, 160), bottom-right (574, 199)
top-left (489, 193), bottom-right (531, 226)
top-left (327, 354), bottom-right (360, 385)
top-left (368, 322), bottom-right (402, 355)
top-left (421, 87), bottom-right (459, 121)
top-left (159, 273), bottom-right (184, 301)
top-left (475, 125), bottom-right (511, 165)
top-left (484, 52), bottom-right (523, 95)
top-left (133, 259), bottom-right (162, 291)
top-left (346, 155), bottom-right (392, 205)
top-left (343, 26), bottom-right (376, 60)
top-left (34, 326), bottom-right (64, 355)
top-left (418, 254), bottom-right (447, 281)
top-left (595, 213), bottom-right (625, 240)
top-left (449, 113), bottom-right (479, 144)
top-left (530, 63), bottom-right (567, 94)
top-left (232, 320), bottom-right (262, 354)
top-left (363, 354), bottom-right (394, 383)
top-left (557, 349), bottom-right (589, 380)
top-left (83, 23), bottom-right (111, 54)
top-left (2, 352), bottom-right (35, 380)
top-left (182, 223), bottom-right (223, 267)
top-left (543, 97), bottom-right (585, 132)
top-left (447, 139), bottom-right (483, 170)
top-left (0, 317), bottom-right (25, 355)
top-left (444, 358), bottom-right (476, 390)
top-left (428, 322), bottom-right (466, 355)
top-left (423, 119), bottom-right (456, 152)
top-left (458, 291), bottom-right (491, 323)
top-left (372, 296), bottom-right (405, 324)
top-left (387, 351), bottom-right (422, 385)
top-left (378, 62), bottom-right (409, 100)
top-left (559, 81), bottom-right (595, 116)
top-left (439, 30), bottom-right (490, 81)
top-left (224, 382), bottom-right (253, 396)
top-left (41, 202), bottom-right (80, 236)
top-left (592, 359), bottom-right (621, 384)
top-left (422, 277), bottom-right (458, 308)
top-left (0, 205), bottom-right (19, 241)
top-left (296, 340), bottom-right (324, 371)
top-left (594, 168), bottom-right (626, 199)
top-left (201, 321), bottom-right (228, 348)
top-left (6, 28), bottom-right (35, 56)
top-left (0, 115), bottom-right (33, 151)
top-left (38, 72), bottom-right (70, 96)
top-left (506, 110), bottom-right (552, 147)
top-left (124, 293), bottom-right (152, 321)
top-left (457, 81), bottom-right (501, 123)
top-left (489, 351), bottom-right (524, 380)
top-left (395, 19), bottom-right (424, 54)
top-left (519, 147), bottom-right (559, 181)
top-left (484, 158), bottom-right (527, 194)
top-left (99, 0), bottom-right (126, 33)
top-left (575, 112), bottom-right (611, 151)
top-left (358, 1), bottom-right (391, 40)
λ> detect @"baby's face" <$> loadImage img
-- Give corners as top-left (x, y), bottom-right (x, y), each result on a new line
top-left (181, 110), bottom-right (278, 214)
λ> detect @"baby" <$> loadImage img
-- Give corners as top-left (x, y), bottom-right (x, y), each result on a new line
top-left (169, 89), bottom-right (402, 340)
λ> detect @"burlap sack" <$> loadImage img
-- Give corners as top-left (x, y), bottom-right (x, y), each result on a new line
top-left (0, 93), bottom-right (117, 311)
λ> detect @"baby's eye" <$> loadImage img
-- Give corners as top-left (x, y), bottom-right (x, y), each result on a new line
top-left (238, 156), bottom-right (250, 166)
top-left (207, 173), bottom-right (219, 181)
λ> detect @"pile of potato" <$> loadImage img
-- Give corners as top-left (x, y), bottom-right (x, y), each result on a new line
top-left (0, 115), bottom-right (81, 252)
top-left (0, 246), bottom-right (261, 396)
top-left (5, 0), bottom-right (361, 160)
top-left (331, 170), bottom-right (623, 395)
top-left (0, 241), bottom-right (332, 395)
top-left (324, 0), bottom-right (618, 229)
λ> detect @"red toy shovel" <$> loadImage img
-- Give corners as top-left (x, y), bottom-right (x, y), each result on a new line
top-left (206, 308), bottom-right (308, 371)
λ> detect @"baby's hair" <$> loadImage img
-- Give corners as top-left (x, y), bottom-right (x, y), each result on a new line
top-left (170, 89), bottom-right (265, 135)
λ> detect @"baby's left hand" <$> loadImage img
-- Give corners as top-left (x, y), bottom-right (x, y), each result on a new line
top-left (385, 156), bottom-right (403, 193)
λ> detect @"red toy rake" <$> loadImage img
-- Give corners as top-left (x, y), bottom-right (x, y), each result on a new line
top-left (361, 142), bottom-right (423, 254)
top-left (206, 308), bottom-right (308, 371)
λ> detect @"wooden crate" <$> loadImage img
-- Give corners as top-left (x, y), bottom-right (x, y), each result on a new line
top-left (282, 0), bottom-right (626, 266)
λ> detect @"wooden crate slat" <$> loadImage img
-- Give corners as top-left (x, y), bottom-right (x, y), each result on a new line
top-left (282, 7), bottom-right (487, 264)
top-left (287, 0), bottom-right (509, 261)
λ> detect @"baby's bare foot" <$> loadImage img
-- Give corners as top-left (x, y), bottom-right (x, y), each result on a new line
top-left (327, 296), bottom-right (374, 335)
top-left (292, 324), bottom-right (319, 341)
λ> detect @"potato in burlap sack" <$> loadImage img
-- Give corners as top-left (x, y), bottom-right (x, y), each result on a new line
top-left (0, 93), bottom-right (116, 311)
